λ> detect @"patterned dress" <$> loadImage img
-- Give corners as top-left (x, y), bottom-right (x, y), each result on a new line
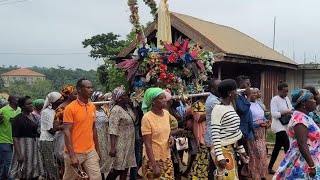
top-left (95, 109), bottom-right (110, 173)
top-left (241, 101), bottom-right (268, 179)
top-left (54, 106), bottom-right (66, 179)
top-left (10, 113), bottom-right (44, 179)
top-left (188, 100), bottom-right (209, 180)
top-left (273, 111), bottom-right (320, 179)
top-left (105, 105), bottom-right (136, 174)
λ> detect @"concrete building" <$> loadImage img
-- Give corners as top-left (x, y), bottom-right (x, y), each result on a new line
top-left (1, 68), bottom-right (45, 87)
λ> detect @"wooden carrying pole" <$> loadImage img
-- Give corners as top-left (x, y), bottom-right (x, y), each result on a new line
top-left (92, 92), bottom-right (211, 104)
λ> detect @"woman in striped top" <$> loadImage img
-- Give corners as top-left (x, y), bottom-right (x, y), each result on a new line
top-left (211, 79), bottom-right (248, 179)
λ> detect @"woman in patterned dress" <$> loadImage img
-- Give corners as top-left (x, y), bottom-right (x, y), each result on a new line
top-left (90, 91), bottom-right (109, 179)
top-left (241, 88), bottom-right (268, 179)
top-left (10, 96), bottom-right (45, 179)
top-left (188, 97), bottom-right (210, 180)
top-left (273, 89), bottom-right (320, 179)
top-left (210, 79), bottom-right (249, 180)
top-left (141, 87), bottom-right (174, 180)
top-left (106, 86), bottom-right (136, 180)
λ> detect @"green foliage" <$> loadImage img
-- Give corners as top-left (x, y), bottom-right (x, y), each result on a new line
top-left (82, 27), bottom-right (150, 91)
top-left (100, 60), bottom-right (129, 92)
top-left (82, 33), bottom-right (131, 59)
top-left (0, 66), bottom-right (102, 98)
top-left (29, 66), bottom-right (101, 91)
top-left (266, 129), bottom-right (276, 143)
top-left (3, 79), bottom-right (52, 99)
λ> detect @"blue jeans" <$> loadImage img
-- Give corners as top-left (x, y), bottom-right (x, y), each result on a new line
top-left (0, 143), bottom-right (14, 180)
top-left (129, 138), bottom-right (142, 180)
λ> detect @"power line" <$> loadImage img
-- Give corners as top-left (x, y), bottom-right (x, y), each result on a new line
top-left (0, 0), bottom-right (29, 6)
top-left (0, 0), bottom-right (14, 3)
top-left (0, 52), bottom-right (88, 56)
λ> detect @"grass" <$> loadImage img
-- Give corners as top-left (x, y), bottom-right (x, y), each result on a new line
top-left (266, 129), bottom-right (276, 143)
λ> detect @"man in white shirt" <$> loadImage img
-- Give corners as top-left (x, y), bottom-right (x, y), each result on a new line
top-left (268, 82), bottom-right (293, 174)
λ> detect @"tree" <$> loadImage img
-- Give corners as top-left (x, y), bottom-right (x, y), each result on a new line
top-left (98, 60), bottom-right (129, 92)
top-left (4, 79), bottom-right (53, 99)
top-left (82, 33), bottom-right (131, 59)
top-left (82, 24), bottom-right (152, 91)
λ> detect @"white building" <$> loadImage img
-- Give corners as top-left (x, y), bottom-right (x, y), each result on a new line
top-left (1, 68), bottom-right (45, 87)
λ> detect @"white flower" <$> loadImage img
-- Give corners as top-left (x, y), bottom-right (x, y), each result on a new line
top-left (133, 48), bottom-right (138, 56)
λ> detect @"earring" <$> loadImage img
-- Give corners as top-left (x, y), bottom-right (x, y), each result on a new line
top-left (229, 94), bottom-right (232, 96)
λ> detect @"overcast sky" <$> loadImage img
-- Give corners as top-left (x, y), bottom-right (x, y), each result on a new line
top-left (0, 0), bottom-right (319, 70)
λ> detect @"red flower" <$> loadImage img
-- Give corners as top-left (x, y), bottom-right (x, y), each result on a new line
top-left (174, 41), bottom-right (181, 48)
top-left (167, 74), bottom-right (174, 82)
top-left (177, 51), bottom-right (183, 57)
top-left (160, 64), bottom-right (167, 72)
top-left (168, 53), bottom-right (177, 63)
top-left (159, 72), bottom-right (167, 81)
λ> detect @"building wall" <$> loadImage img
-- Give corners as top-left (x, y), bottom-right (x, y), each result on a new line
top-left (293, 69), bottom-right (320, 90)
top-left (1, 75), bottom-right (45, 87)
top-left (261, 67), bottom-right (286, 110)
top-left (302, 70), bottom-right (320, 90)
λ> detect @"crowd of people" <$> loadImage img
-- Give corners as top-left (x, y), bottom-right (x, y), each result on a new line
top-left (0, 76), bottom-right (320, 180)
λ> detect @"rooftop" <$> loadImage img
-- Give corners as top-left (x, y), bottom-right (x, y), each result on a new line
top-left (172, 12), bottom-right (296, 65)
top-left (0, 68), bottom-right (45, 77)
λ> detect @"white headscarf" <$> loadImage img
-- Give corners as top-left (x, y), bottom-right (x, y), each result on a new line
top-left (42, 92), bottom-right (62, 110)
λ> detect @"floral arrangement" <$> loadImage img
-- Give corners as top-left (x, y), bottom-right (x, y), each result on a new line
top-left (122, 0), bottom-right (215, 105)
top-left (117, 38), bottom-right (215, 100)
top-left (142, 0), bottom-right (158, 18)
top-left (128, 0), bottom-right (157, 43)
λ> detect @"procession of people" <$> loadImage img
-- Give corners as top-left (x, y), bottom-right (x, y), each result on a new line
top-left (0, 75), bottom-right (320, 180)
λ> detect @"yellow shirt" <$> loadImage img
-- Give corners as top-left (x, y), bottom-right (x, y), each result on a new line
top-left (141, 110), bottom-right (171, 161)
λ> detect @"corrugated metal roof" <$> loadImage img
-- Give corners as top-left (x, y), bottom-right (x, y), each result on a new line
top-left (172, 12), bottom-right (296, 65)
top-left (1, 68), bottom-right (45, 77)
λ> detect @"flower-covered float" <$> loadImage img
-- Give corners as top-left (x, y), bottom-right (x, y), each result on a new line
top-left (117, 0), bottom-right (216, 106)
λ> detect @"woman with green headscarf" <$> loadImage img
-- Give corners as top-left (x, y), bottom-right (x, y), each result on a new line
top-left (141, 87), bottom-right (174, 179)
top-left (32, 99), bottom-right (45, 120)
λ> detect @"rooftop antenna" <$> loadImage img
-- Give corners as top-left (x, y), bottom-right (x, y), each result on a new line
top-left (273, 16), bottom-right (276, 50)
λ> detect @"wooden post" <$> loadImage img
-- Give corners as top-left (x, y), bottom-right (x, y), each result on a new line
top-left (218, 65), bottom-right (222, 80)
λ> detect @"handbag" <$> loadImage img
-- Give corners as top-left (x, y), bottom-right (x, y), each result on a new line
top-left (279, 99), bottom-right (291, 125)
top-left (175, 137), bottom-right (189, 151)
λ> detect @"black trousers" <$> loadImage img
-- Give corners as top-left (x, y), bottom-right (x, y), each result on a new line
top-left (268, 130), bottom-right (289, 169)
top-left (207, 147), bottom-right (216, 180)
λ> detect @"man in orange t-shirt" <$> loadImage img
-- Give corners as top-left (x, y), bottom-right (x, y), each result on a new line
top-left (63, 78), bottom-right (101, 180)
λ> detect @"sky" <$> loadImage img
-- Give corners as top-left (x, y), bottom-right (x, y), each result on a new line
top-left (0, 0), bottom-right (319, 70)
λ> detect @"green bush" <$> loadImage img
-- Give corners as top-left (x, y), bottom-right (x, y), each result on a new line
top-left (266, 129), bottom-right (276, 143)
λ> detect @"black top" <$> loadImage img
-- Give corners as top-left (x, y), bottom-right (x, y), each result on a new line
top-left (12, 113), bottom-right (40, 138)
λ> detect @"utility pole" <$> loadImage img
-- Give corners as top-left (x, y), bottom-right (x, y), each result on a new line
top-left (293, 41), bottom-right (295, 61)
top-left (273, 16), bottom-right (276, 50)
top-left (304, 52), bottom-right (306, 64)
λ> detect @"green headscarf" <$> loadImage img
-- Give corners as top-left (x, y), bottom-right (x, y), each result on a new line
top-left (33, 99), bottom-right (45, 109)
top-left (142, 87), bottom-right (164, 114)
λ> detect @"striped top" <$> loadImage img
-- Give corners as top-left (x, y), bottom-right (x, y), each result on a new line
top-left (211, 104), bottom-right (245, 161)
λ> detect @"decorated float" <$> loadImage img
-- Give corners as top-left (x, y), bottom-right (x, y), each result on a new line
top-left (98, 0), bottom-right (217, 105)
